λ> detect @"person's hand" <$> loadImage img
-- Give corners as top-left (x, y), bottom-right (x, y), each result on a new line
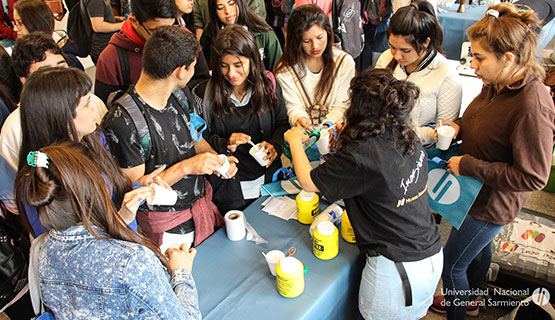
top-left (166, 243), bottom-right (197, 272)
top-left (284, 127), bottom-right (308, 145)
top-left (227, 133), bottom-right (251, 152)
top-left (118, 186), bottom-right (155, 224)
top-left (214, 156), bottom-right (239, 178)
top-left (434, 120), bottom-right (460, 141)
top-left (188, 152), bottom-right (221, 175)
top-left (328, 119), bottom-right (345, 150)
top-left (259, 141), bottom-right (277, 167)
top-left (446, 156), bottom-right (463, 176)
top-left (295, 117), bottom-right (312, 128)
top-left (115, 15), bottom-right (126, 22)
top-left (137, 165), bottom-right (167, 186)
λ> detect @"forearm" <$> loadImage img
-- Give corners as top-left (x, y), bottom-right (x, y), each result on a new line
top-left (290, 140), bottom-right (319, 192)
top-left (90, 18), bottom-right (123, 33)
top-left (194, 138), bottom-right (217, 155)
top-left (171, 269), bottom-right (201, 320)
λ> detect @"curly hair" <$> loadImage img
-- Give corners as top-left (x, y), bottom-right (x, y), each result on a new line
top-left (12, 32), bottom-right (62, 79)
top-left (338, 69), bottom-right (420, 156)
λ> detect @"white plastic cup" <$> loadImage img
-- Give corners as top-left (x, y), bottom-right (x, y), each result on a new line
top-left (264, 250), bottom-right (285, 276)
top-left (316, 130), bottom-right (330, 155)
top-left (149, 184), bottom-right (178, 206)
top-left (249, 143), bottom-right (269, 167)
top-left (224, 210), bottom-right (246, 241)
top-left (437, 126), bottom-right (456, 151)
top-left (215, 154), bottom-right (230, 178)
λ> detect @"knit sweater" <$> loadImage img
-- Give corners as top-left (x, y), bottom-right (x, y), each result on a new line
top-left (376, 49), bottom-right (462, 145)
top-left (276, 47), bottom-right (356, 126)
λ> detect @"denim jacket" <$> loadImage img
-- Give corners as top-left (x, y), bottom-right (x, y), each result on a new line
top-left (38, 226), bottom-right (201, 319)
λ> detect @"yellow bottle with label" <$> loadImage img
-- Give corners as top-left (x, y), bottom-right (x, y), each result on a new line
top-left (276, 257), bottom-right (304, 298)
top-left (313, 221), bottom-right (339, 260)
top-left (296, 191), bottom-right (320, 224)
top-left (341, 210), bottom-right (356, 243)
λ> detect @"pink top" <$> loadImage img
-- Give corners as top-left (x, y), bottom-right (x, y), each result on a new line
top-left (295, 0), bottom-right (332, 16)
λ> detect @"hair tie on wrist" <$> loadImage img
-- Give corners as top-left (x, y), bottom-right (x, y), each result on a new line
top-left (27, 151), bottom-right (49, 168)
top-left (486, 9), bottom-right (499, 18)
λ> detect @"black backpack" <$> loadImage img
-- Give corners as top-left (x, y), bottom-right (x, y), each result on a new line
top-left (271, 0), bottom-right (295, 16)
top-left (0, 206), bottom-right (30, 309)
top-left (362, 0), bottom-right (392, 25)
top-left (67, 0), bottom-right (93, 58)
top-left (332, 0), bottom-right (365, 59)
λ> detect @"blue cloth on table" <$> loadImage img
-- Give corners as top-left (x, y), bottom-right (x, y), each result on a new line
top-left (438, 5), bottom-right (487, 60)
top-left (193, 197), bottom-right (364, 320)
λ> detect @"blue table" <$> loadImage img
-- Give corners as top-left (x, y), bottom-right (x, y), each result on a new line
top-left (193, 197), bottom-right (364, 320)
top-left (438, 5), bottom-right (487, 60)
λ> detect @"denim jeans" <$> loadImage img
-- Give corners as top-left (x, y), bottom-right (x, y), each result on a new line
top-left (359, 250), bottom-right (443, 320)
top-left (442, 215), bottom-right (504, 320)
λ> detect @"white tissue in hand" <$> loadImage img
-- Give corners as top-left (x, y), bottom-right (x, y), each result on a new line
top-left (149, 184), bottom-right (178, 206)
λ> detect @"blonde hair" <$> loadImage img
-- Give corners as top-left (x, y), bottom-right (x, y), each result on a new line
top-left (467, 3), bottom-right (544, 80)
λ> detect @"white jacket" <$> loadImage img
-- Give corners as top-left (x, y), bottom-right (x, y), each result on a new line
top-left (276, 47), bottom-right (356, 126)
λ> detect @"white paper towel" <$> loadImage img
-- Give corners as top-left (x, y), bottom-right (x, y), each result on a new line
top-left (224, 210), bottom-right (246, 241)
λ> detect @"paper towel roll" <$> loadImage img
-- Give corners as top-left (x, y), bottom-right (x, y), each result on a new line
top-left (225, 210), bottom-right (246, 241)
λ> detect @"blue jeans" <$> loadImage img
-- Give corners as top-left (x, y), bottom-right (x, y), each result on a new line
top-left (359, 250), bottom-right (443, 320)
top-left (442, 215), bottom-right (504, 320)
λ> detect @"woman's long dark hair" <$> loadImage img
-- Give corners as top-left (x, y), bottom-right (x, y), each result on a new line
top-left (339, 69), bottom-right (420, 156)
top-left (210, 25), bottom-right (278, 115)
top-left (17, 67), bottom-right (131, 230)
top-left (15, 142), bottom-right (170, 270)
top-left (14, 0), bottom-right (55, 35)
top-left (387, 0), bottom-right (444, 55)
top-left (205, 0), bottom-right (271, 42)
top-left (0, 45), bottom-right (21, 111)
top-left (274, 4), bottom-right (334, 105)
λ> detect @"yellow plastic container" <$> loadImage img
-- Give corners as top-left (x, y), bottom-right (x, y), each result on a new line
top-left (276, 257), bottom-right (304, 298)
top-left (341, 210), bottom-right (356, 243)
top-left (313, 221), bottom-right (339, 260)
top-left (296, 191), bottom-right (320, 224)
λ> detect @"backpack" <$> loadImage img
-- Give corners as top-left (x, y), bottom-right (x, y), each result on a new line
top-left (271, 0), bottom-right (295, 16)
top-left (0, 205), bottom-right (30, 310)
top-left (362, 0), bottom-right (392, 25)
top-left (107, 88), bottom-right (194, 162)
top-left (67, 0), bottom-right (93, 58)
top-left (332, 0), bottom-right (365, 59)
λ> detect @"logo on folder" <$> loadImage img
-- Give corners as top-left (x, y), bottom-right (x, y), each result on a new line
top-left (428, 169), bottom-right (460, 205)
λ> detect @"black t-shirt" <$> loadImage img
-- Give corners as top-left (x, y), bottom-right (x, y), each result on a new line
top-left (87, 0), bottom-right (116, 57)
top-left (102, 89), bottom-right (205, 212)
top-left (311, 134), bottom-right (441, 262)
top-left (220, 106), bottom-right (265, 181)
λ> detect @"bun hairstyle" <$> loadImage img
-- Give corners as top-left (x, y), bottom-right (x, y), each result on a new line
top-left (387, 0), bottom-right (444, 55)
top-left (339, 68), bottom-right (420, 156)
top-left (15, 142), bottom-right (170, 270)
top-left (467, 3), bottom-right (544, 80)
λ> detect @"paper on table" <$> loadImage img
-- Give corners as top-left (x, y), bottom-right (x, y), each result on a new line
top-left (261, 196), bottom-right (298, 220)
